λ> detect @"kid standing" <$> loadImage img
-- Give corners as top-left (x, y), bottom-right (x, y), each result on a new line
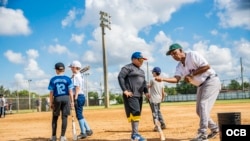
top-left (48, 62), bottom-right (74, 141)
top-left (148, 67), bottom-right (166, 131)
top-left (69, 60), bottom-right (93, 139)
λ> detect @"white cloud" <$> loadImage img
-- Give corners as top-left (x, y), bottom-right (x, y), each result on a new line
top-left (0, 7), bottom-right (31, 35)
top-left (61, 8), bottom-right (77, 28)
top-left (14, 73), bottom-right (28, 90)
top-left (234, 38), bottom-right (250, 74)
top-left (215, 0), bottom-right (250, 30)
top-left (70, 33), bottom-right (84, 45)
top-left (48, 44), bottom-right (69, 54)
top-left (210, 29), bottom-right (218, 35)
top-left (4, 50), bottom-right (25, 64)
top-left (26, 49), bottom-right (39, 59)
top-left (193, 41), bottom-right (235, 76)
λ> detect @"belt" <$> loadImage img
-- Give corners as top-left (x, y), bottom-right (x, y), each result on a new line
top-left (199, 74), bottom-right (217, 87)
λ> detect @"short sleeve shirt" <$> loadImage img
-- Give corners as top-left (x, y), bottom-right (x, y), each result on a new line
top-left (149, 78), bottom-right (164, 103)
top-left (48, 75), bottom-right (73, 97)
top-left (71, 72), bottom-right (84, 95)
top-left (175, 51), bottom-right (216, 86)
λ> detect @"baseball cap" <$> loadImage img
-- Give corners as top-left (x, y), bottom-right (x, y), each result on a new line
top-left (69, 60), bottom-right (82, 68)
top-left (55, 62), bottom-right (65, 70)
top-left (131, 52), bottom-right (147, 60)
top-left (152, 67), bottom-right (161, 73)
top-left (166, 43), bottom-right (182, 55)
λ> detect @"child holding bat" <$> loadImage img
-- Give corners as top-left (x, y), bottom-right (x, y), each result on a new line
top-left (69, 60), bottom-right (93, 139)
top-left (148, 67), bottom-right (166, 131)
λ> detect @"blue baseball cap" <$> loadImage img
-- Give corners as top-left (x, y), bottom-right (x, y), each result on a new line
top-left (131, 52), bottom-right (147, 60)
top-left (152, 67), bottom-right (161, 73)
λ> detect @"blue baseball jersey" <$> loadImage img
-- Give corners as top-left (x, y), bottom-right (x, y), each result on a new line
top-left (48, 75), bottom-right (74, 97)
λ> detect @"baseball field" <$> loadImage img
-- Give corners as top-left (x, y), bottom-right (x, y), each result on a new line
top-left (0, 99), bottom-right (249, 141)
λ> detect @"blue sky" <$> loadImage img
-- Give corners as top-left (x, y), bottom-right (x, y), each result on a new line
top-left (0, 0), bottom-right (250, 95)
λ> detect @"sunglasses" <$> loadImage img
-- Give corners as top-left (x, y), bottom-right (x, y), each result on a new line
top-left (137, 58), bottom-right (144, 62)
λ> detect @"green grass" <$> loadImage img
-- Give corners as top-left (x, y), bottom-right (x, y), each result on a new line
top-left (86, 99), bottom-right (250, 110)
top-left (9, 99), bottom-right (250, 113)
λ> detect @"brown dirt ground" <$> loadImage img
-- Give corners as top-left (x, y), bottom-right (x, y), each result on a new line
top-left (0, 101), bottom-right (249, 141)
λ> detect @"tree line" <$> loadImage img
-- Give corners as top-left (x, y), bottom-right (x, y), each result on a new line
top-left (0, 79), bottom-right (249, 105)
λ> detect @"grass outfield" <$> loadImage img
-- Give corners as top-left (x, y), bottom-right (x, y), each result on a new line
top-left (9, 99), bottom-right (250, 112)
top-left (85, 99), bottom-right (250, 110)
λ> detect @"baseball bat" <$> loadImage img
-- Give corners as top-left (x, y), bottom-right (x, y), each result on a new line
top-left (149, 101), bottom-right (166, 141)
top-left (80, 66), bottom-right (90, 73)
top-left (71, 109), bottom-right (77, 141)
top-left (155, 118), bottom-right (166, 141)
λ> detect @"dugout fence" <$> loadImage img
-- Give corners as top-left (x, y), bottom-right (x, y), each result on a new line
top-left (164, 91), bottom-right (250, 102)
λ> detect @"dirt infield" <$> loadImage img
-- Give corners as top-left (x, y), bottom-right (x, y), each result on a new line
top-left (0, 101), bottom-right (250, 141)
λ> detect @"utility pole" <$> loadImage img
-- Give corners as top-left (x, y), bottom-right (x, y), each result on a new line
top-left (99, 11), bottom-right (111, 108)
top-left (240, 57), bottom-right (244, 91)
top-left (84, 73), bottom-right (90, 107)
top-left (28, 79), bottom-right (32, 110)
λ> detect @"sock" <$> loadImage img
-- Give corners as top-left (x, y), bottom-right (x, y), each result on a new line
top-left (79, 119), bottom-right (86, 133)
top-left (82, 118), bottom-right (91, 131)
top-left (131, 121), bottom-right (139, 135)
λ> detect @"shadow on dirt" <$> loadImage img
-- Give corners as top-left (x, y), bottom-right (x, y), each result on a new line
top-left (17, 137), bottom-right (191, 141)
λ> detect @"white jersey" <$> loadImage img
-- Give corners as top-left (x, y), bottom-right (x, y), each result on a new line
top-left (72, 72), bottom-right (85, 95)
top-left (175, 51), bottom-right (216, 86)
top-left (0, 97), bottom-right (6, 107)
top-left (149, 78), bottom-right (164, 103)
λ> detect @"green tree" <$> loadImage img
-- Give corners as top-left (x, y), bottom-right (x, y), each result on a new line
top-left (115, 94), bottom-right (123, 104)
top-left (109, 93), bottom-right (116, 101)
top-left (88, 91), bottom-right (99, 100)
top-left (164, 86), bottom-right (177, 95)
top-left (0, 85), bottom-right (11, 97)
top-left (228, 80), bottom-right (241, 90)
top-left (176, 81), bottom-right (196, 94)
top-left (242, 82), bottom-right (250, 90)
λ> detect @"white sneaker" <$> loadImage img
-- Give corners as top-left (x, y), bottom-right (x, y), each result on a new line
top-left (190, 133), bottom-right (208, 141)
top-left (50, 136), bottom-right (57, 141)
top-left (60, 136), bottom-right (67, 141)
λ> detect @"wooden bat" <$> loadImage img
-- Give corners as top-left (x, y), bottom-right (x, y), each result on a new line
top-left (149, 100), bottom-right (166, 141)
top-left (71, 110), bottom-right (77, 141)
top-left (154, 118), bottom-right (166, 141)
top-left (80, 66), bottom-right (90, 73)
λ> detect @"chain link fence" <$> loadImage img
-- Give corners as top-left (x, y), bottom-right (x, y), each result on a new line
top-left (164, 91), bottom-right (250, 102)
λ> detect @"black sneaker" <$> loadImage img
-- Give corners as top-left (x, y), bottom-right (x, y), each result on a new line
top-left (207, 129), bottom-right (219, 139)
top-left (86, 129), bottom-right (93, 136)
top-left (77, 133), bottom-right (87, 139)
top-left (161, 124), bottom-right (166, 129)
top-left (153, 126), bottom-right (158, 132)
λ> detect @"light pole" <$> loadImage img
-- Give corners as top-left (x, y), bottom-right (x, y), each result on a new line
top-left (28, 79), bottom-right (32, 110)
top-left (84, 73), bottom-right (90, 107)
top-left (99, 11), bottom-right (111, 108)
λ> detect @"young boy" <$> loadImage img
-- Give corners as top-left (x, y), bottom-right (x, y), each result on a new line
top-left (69, 60), bottom-right (93, 139)
top-left (148, 67), bottom-right (166, 131)
top-left (48, 62), bottom-right (74, 141)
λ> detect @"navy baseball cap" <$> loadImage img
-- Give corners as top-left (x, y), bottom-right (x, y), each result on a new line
top-left (131, 52), bottom-right (147, 60)
top-left (166, 43), bottom-right (182, 55)
top-left (152, 67), bottom-right (161, 73)
top-left (55, 62), bottom-right (65, 70)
